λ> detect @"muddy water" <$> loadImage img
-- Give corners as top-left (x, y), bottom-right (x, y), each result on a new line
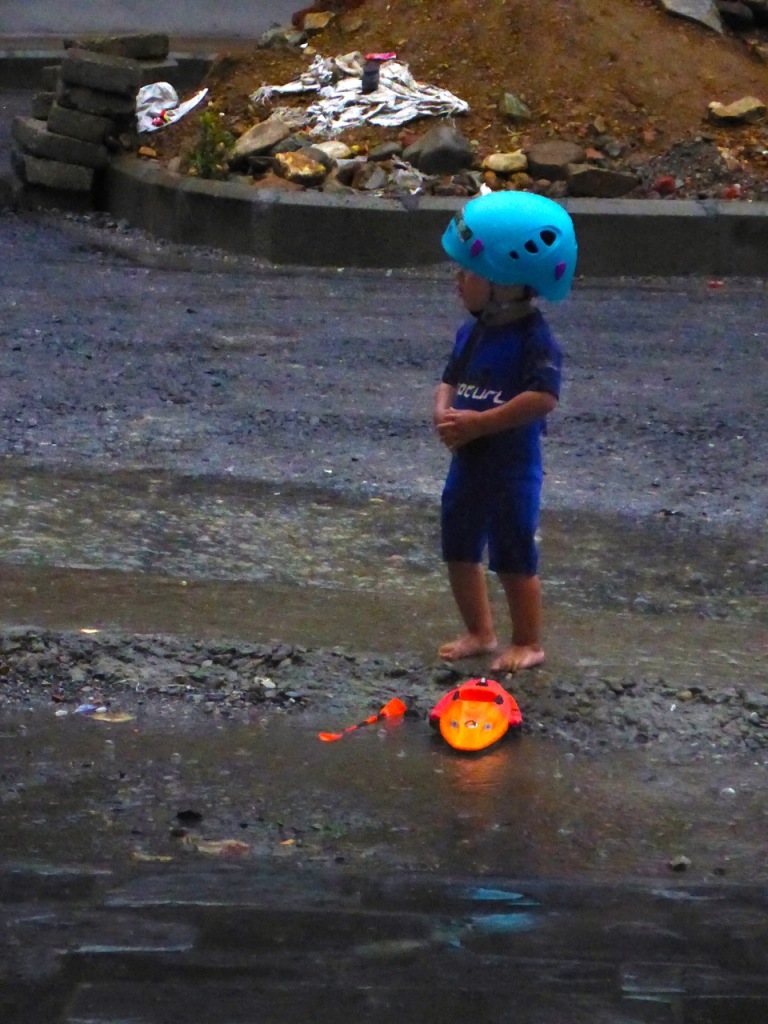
top-left (3, 711), bottom-right (768, 880)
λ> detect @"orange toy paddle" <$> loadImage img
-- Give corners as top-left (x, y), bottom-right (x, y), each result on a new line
top-left (318, 698), bottom-right (407, 742)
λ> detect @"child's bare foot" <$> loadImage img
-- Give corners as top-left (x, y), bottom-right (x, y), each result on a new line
top-left (490, 644), bottom-right (545, 673)
top-left (438, 633), bottom-right (498, 662)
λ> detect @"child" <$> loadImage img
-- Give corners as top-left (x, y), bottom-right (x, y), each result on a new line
top-left (434, 191), bottom-right (577, 673)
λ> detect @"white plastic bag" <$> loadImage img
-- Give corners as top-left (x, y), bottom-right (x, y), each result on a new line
top-left (137, 83), bottom-right (208, 133)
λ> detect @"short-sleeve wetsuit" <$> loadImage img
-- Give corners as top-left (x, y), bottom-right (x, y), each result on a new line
top-left (440, 309), bottom-right (562, 575)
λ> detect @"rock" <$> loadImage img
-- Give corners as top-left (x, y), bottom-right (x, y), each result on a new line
top-left (333, 158), bottom-right (367, 186)
top-left (245, 155), bottom-right (273, 176)
top-left (527, 140), bottom-right (586, 181)
top-left (269, 133), bottom-right (313, 156)
top-left (718, 146), bottom-right (742, 171)
top-left (401, 138), bottom-right (423, 166)
top-left (743, 0), bottom-right (768, 22)
top-left (257, 26), bottom-right (307, 49)
top-left (292, 0), bottom-right (365, 28)
top-left (300, 145), bottom-right (337, 171)
top-left (230, 116), bottom-right (292, 162)
top-left (321, 172), bottom-right (357, 194)
top-left (715, 0), bottom-right (755, 27)
top-left (351, 162), bottom-right (390, 190)
top-left (509, 171), bottom-right (534, 190)
top-left (390, 164), bottom-right (426, 192)
top-left (368, 141), bottom-right (402, 161)
top-left (658, 0), bottom-right (724, 33)
top-left (602, 138), bottom-right (624, 159)
top-left (12, 116), bottom-right (109, 169)
top-left (63, 33), bottom-right (170, 60)
top-left (273, 150), bottom-right (328, 186)
top-left (708, 96), bottom-right (767, 123)
top-left (303, 11), bottom-right (336, 32)
top-left (482, 150), bottom-right (528, 175)
top-left (431, 178), bottom-right (472, 196)
top-left (338, 11), bottom-right (365, 32)
top-left (654, 174), bottom-right (678, 195)
top-left (498, 92), bottom-right (532, 123)
top-left (60, 48), bottom-right (142, 97)
top-left (567, 164), bottom-right (638, 197)
top-left (404, 123), bottom-right (474, 175)
top-left (310, 139), bottom-right (353, 162)
top-left (543, 180), bottom-right (569, 198)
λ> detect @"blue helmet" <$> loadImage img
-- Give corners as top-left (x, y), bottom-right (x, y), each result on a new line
top-left (441, 191), bottom-right (578, 302)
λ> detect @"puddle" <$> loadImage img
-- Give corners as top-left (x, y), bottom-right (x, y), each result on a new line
top-left (0, 468), bottom-right (763, 622)
top-left (0, 468), bottom-right (762, 678)
top-left (2, 711), bottom-right (768, 881)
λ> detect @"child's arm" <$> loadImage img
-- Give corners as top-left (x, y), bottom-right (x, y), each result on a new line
top-left (437, 390), bottom-right (557, 450)
top-left (433, 382), bottom-right (457, 429)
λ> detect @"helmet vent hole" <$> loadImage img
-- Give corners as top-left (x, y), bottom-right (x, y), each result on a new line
top-left (524, 240), bottom-right (539, 254)
top-left (509, 250), bottom-right (520, 260)
top-left (540, 229), bottom-right (557, 246)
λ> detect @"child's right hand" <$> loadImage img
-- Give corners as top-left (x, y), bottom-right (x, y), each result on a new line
top-left (437, 408), bottom-right (485, 451)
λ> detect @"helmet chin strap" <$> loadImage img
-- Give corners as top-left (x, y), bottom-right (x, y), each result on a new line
top-left (477, 285), bottom-right (533, 323)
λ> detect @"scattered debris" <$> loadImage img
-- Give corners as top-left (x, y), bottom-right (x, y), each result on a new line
top-left (136, 83), bottom-right (208, 134)
top-left (183, 837), bottom-right (251, 857)
top-left (250, 53), bottom-right (468, 136)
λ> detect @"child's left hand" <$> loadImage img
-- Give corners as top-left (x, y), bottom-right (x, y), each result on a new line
top-left (437, 409), bottom-right (484, 450)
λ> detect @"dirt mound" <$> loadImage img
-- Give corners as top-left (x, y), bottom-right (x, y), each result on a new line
top-left (151, 0), bottom-right (768, 197)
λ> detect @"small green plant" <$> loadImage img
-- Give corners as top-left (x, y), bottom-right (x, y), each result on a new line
top-left (185, 108), bottom-right (234, 180)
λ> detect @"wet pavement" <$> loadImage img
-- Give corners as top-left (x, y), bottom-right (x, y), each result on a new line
top-left (4, 860), bottom-right (768, 1023)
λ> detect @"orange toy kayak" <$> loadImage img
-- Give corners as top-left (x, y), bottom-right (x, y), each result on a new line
top-left (429, 677), bottom-right (522, 752)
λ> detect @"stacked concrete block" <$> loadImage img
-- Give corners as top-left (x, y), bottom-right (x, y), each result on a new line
top-left (62, 33), bottom-right (177, 87)
top-left (12, 34), bottom-right (178, 211)
top-left (12, 45), bottom-right (142, 209)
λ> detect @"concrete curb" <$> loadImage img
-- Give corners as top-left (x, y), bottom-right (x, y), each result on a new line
top-left (5, 47), bottom-right (768, 275)
top-left (106, 156), bottom-right (768, 275)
